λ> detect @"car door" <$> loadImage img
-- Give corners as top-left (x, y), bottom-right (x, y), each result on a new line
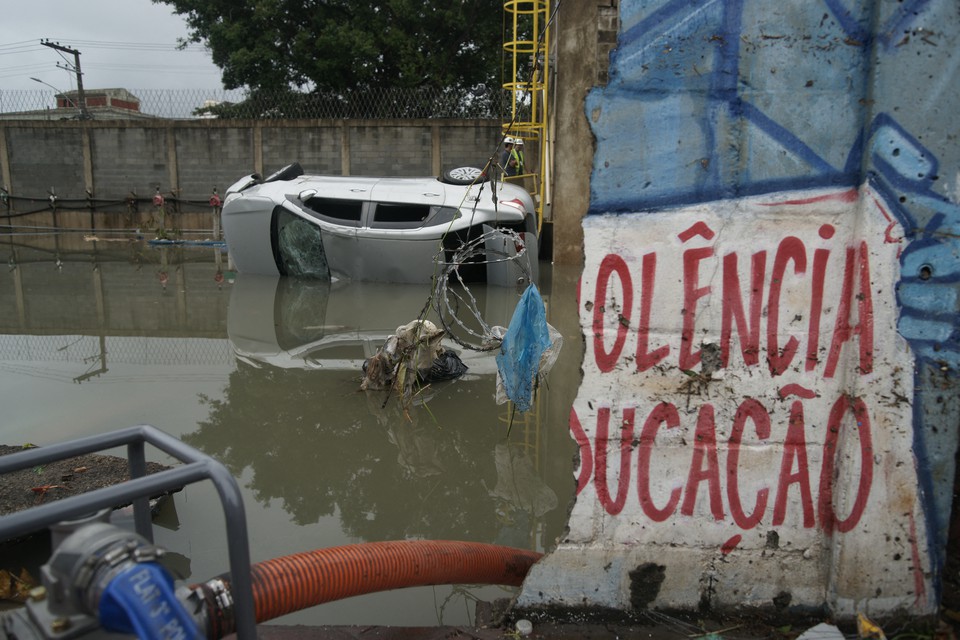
top-left (296, 181), bottom-right (371, 280)
top-left (355, 179), bottom-right (448, 282)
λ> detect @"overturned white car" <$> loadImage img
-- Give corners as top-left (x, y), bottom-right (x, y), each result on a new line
top-left (222, 163), bottom-right (538, 285)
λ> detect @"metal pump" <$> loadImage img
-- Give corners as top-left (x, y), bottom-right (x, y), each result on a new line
top-left (2, 513), bottom-right (202, 640)
top-left (0, 426), bottom-right (260, 640)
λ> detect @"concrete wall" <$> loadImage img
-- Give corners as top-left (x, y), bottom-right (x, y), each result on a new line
top-left (0, 119), bottom-right (500, 211)
top-left (550, 1), bottom-right (620, 266)
top-left (520, 0), bottom-right (960, 621)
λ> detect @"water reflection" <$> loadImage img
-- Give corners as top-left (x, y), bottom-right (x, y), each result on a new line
top-left (189, 274), bottom-right (561, 546)
top-left (0, 236), bottom-right (582, 625)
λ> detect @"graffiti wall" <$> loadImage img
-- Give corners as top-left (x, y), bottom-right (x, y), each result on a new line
top-left (519, 0), bottom-right (960, 617)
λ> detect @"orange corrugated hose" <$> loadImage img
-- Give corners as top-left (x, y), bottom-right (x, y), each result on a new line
top-left (197, 540), bottom-right (542, 638)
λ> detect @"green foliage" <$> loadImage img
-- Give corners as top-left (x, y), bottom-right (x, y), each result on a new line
top-left (155, 0), bottom-right (505, 93)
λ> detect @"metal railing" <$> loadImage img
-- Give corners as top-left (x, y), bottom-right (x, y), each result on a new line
top-left (0, 87), bottom-right (520, 120)
top-left (0, 425), bottom-right (258, 639)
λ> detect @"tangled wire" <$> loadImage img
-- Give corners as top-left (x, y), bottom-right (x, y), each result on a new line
top-left (431, 227), bottom-right (534, 352)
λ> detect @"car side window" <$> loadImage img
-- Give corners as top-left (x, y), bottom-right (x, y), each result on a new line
top-left (371, 202), bottom-right (432, 229)
top-left (423, 206), bottom-right (461, 227)
top-left (303, 197), bottom-right (363, 227)
top-left (370, 203), bottom-right (461, 229)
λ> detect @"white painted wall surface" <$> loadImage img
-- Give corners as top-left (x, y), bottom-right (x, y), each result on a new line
top-left (519, 186), bottom-right (934, 615)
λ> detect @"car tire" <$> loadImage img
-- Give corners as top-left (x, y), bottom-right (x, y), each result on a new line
top-left (441, 166), bottom-right (488, 185)
top-left (263, 162), bottom-right (305, 183)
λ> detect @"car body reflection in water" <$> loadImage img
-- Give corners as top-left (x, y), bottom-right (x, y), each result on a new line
top-left (190, 272), bottom-right (566, 550)
top-left (227, 275), bottom-right (511, 375)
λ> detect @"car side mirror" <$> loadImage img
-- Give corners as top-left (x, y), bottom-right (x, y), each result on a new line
top-left (298, 189), bottom-right (317, 201)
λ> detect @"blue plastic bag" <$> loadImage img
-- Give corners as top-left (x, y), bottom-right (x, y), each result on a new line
top-left (495, 284), bottom-right (553, 412)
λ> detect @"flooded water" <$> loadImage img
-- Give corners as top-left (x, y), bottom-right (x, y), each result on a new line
top-left (0, 235), bottom-right (582, 627)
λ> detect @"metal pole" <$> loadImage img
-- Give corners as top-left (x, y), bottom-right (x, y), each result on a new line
top-left (40, 41), bottom-right (89, 119)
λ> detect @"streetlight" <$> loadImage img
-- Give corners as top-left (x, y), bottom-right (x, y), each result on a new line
top-left (30, 77), bottom-right (84, 119)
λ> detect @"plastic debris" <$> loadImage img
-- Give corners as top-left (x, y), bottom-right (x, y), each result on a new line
top-left (488, 443), bottom-right (559, 517)
top-left (494, 284), bottom-right (561, 412)
top-left (796, 622), bottom-right (845, 640)
top-left (515, 619), bottom-right (533, 636)
top-left (361, 319), bottom-right (468, 397)
top-left (857, 613), bottom-right (886, 640)
top-left (425, 350), bottom-right (468, 382)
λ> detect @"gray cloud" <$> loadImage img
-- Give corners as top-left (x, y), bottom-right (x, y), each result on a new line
top-left (0, 0), bottom-right (222, 91)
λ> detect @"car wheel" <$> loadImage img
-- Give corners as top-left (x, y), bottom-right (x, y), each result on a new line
top-left (263, 162), bottom-right (305, 183)
top-left (441, 166), bottom-right (488, 185)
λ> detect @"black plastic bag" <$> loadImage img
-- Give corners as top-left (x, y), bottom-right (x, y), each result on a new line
top-left (423, 350), bottom-right (468, 382)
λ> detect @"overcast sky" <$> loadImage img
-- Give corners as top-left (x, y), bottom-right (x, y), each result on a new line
top-left (0, 0), bottom-right (223, 93)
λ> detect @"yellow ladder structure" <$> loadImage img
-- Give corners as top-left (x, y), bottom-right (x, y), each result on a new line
top-left (503, 0), bottom-right (551, 233)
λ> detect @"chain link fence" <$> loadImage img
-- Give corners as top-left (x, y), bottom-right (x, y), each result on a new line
top-left (0, 334), bottom-right (234, 369)
top-left (1, 87), bottom-right (524, 120)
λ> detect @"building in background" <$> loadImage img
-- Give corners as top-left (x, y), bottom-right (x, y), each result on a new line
top-left (0, 87), bottom-right (152, 121)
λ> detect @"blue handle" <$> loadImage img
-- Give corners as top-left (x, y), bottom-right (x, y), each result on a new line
top-left (99, 562), bottom-right (202, 640)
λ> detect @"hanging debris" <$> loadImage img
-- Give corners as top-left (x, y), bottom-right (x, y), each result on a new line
top-left (433, 227), bottom-right (536, 351)
top-left (494, 283), bottom-right (562, 412)
top-left (360, 320), bottom-right (468, 399)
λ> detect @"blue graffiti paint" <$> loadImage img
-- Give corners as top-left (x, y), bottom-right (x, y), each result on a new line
top-left (876, 0), bottom-right (936, 49)
top-left (866, 115), bottom-right (960, 366)
top-left (592, 0), bottom-right (948, 213)
top-left (589, 0), bottom-right (959, 603)
top-left (863, 113), bottom-right (960, 602)
top-left (590, 0), bottom-right (872, 212)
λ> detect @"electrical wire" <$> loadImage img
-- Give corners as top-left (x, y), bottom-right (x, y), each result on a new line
top-left (0, 37), bottom-right (218, 85)
top-left (42, 38), bottom-right (208, 52)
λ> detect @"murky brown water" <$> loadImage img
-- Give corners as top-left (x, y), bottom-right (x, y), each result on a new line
top-left (0, 235), bottom-right (582, 627)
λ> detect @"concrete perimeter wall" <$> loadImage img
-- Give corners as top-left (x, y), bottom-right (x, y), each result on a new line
top-left (0, 118), bottom-right (500, 212)
top-left (520, 0), bottom-right (960, 623)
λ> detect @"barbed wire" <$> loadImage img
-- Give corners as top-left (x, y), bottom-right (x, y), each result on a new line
top-left (432, 227), bottom-right (534, 352)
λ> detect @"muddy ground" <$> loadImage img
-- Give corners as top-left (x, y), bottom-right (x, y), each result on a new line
top-left (0, 444), bottom-right (172, 518)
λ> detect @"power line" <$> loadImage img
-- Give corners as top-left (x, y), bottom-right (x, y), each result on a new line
top-left (26, 38), bottom-right (209, 53)
top-left (0, 44), bottom-right (47, 56)
top-left (71, 41), bottom-right (209, 52)
top-left (0, 37), bottom-right (221, 86)
top-left (0, 69), bottom-right (57, 81)
top-left (0, 40), bottom-right (40, 47)
top-left (0, 62), bottom-right (54, 73)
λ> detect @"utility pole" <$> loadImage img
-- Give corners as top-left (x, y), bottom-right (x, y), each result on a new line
top-left (40, 40), bottom-right (89, 119)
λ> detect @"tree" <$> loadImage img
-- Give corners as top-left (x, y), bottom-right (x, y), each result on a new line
top-left (155, 0), bottom-right (505, 94)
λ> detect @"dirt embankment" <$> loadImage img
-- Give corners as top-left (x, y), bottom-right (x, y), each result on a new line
top-left (0, 445), bottom-right (173, 518)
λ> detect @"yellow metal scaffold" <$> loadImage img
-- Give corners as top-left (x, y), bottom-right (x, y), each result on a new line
top-left (497, 2), bottom-right (554, 553)
top-left (502, 0), bottom-right (551, 233)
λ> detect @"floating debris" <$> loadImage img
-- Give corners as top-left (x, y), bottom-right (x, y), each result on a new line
top-left (361, 319), bottom-right (468, 400)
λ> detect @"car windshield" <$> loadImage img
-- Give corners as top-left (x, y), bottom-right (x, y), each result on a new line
top-left (272, 208), bottom-right (331, 278)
